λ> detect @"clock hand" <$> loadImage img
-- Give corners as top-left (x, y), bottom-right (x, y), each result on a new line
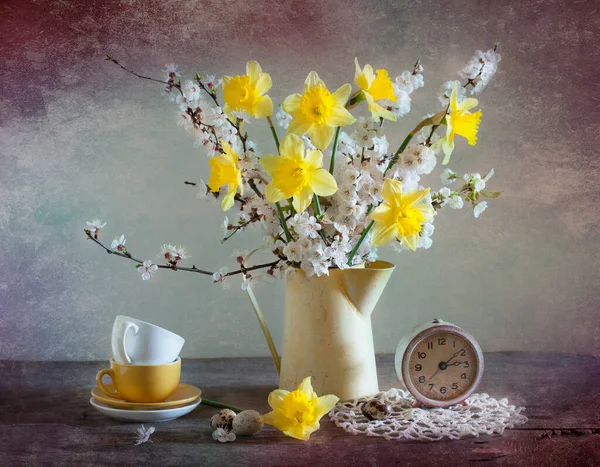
top-left (448, 361), bottom-right (468, 366)
top-left (425, 347), bottom-right (467, 384)
top-left (444, 346), bottom-right (467, 365)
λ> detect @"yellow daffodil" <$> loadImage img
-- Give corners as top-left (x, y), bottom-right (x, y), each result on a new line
top-left (260, 376), bottom-right (339, 441)
top-left (442, 81), bottom-right (482, 164)
top-left (207, 140), bottom-right (243, 211)
top-left (282, 71), bottom-right (355, 150)
top-left (259, 134), bottom-right (337, 213)
top-left (222, 60), bottom-right (273, 119)
top-left (354, 58), bottom-right (397, 122)
top-left (370, 179), bottom-right (434, 250)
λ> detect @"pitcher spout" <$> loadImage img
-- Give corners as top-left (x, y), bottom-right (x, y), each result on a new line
top-left (340, 260), bottom-right (395, 318)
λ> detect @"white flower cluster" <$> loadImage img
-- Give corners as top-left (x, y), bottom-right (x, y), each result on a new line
top-left (391, 67), bottom-right (425, 118)
top-left (436, 168), bottom-right (495, 218)
top-left (458, 48), bottom-right (501, 95)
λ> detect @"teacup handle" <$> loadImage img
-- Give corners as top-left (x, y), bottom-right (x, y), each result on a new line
top-left (121, 322), bottom-right (140, 364)
top-left (95, 368), bottom-right (121, 398)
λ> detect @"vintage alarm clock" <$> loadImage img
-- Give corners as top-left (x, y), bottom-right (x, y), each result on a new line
top-left (395, 319), bottom-right (484, 408)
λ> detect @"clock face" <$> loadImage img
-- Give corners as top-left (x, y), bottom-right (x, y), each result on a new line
top-left (407, 331), bottom-right (479, 403)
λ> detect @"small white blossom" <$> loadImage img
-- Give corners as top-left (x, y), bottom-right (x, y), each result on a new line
top-left (411, 72), bottom-right (424, 90)
top-left (134, 425), bottom-right (155, 445)
top-left (438, 187), bottom-right (452, 198)
top-left (140, 260), bottom-right (158, 281)
top-left (421, 223), bottom-right (435, 237)
top-left (212, 266), bottom-right (230, 289)
top-left (212, 427), bottom-right (236, 443)
top-left (86, 218), bottom-right (106, 237)
top-left (473, 201), bottom-right (488, 219)
top-left (275, 106), bottom-right (292, 129)
top-left (447, 195), bottom-right (464, 209)
top-left (441, 168), bottom-right (457, 184)
top-left (394, 71), bottom-right (415, 94)
top-left (283, 241), bottom-right (304, 263)
top-left (111, 234), bottom-right (127, 252)
top-left (289, 213), bottom-right (322, 239)
top-left (390, 90), bottom-right (411, 118)
top-left (163, 63), bottom-right (181, 79)
top-left (418, 235), bottom-right (433, 249)
top-left (438, 80), bottom-right (466, 107)
top-left (196, 179), bottom-right (209, 200)
top-left (182, 80), bottom-right (201, 101)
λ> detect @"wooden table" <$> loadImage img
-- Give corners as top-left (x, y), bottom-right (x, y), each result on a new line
top-left (1, 353), bottom-right (598, 466)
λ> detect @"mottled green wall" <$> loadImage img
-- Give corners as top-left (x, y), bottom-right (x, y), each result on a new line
top-left (0, 0), bottom-right (598, 360)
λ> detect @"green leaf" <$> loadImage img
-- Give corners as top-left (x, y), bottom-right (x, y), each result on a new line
top-left (479, 190), bottom-right (503, 198)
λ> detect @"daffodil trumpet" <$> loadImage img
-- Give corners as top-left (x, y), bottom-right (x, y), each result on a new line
top-left (260, 377), bottom-right (339, 441)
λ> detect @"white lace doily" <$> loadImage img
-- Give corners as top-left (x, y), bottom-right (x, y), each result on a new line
top-left (328, 388), bottom-right (528, 441)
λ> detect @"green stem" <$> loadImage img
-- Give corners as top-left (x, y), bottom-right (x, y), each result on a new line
top-left (347, 220), bottom-right (375, 266)
top-left (246, 286), bottom-right (281, 374)
top-left (266, 116), bottom-right (280, 154)
top-left (385, 132), bottom-right (415, 175)
top-left (276, 202), bottom-right (293, 242)
top-left (313, 194), bottom-right (322, 217)
top-left (329, 126), bottom-right (341, 174)
top-left (201, 398), bottom-right (245, 413)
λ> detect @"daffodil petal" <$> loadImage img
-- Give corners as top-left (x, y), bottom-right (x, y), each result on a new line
top-left (371, 222), bottom-right (399, 247)
top-left (304, 149), bottom-right (323, 170)
top-left (255, 72), bottom-right (272, 95)
top-left (265, 182), bottom-right (287, 203)
top-left (246, 60), bottom-right (262, 81)
top-left (296, 376), bottom-right (316, 398)
top-left (259, 154), bottom-right (281, 175)
top-left (254, 95), bottom-right (273, 118)
top-left (221, 189), bottom-right (236, 211)
top-left (220, 140), bottom-right (233, 155)
top-left (381, 179), bottom-right (403, 206)
top-left (304, 71), bottom-right (324, 91)
top-left (284, 422), bottom-right (319, 441)
top-left (458, 97), bottom-right (479, 112)
top-left (309, 169), bottom-right (338, 197)
top-left (279, 134), bottom-right (305, 159)
top-left (287, 117), bottom-right (312, 137)
top-left (328, 105), bottom-right (357, 126)
top-left (261, 409), bottom-right (294, 432)
top-left (369, 203), bottom-right (394, 223)
top-left (402, 187), bottom-right (430, 207)
top-left (330, 83), bottom-right (352, 107)
top-left (268, 389), bottom-right (290, 409)
top-left (282, 93), bottom-right (302, 113)
top-left (308, 124), bottom-right (335, 150)
top-left (292, 186), bottom-right (313, 213)
top-left (222, 75), bottom-right (232, 87)
top-left (416, 204), bottom-right (435, 223)
top-left (401, 233), bottom-right (419, 251)
top-left (313, 394), bottom-right (340, 418)
top-left (365, 94), bottom-right (396, 122)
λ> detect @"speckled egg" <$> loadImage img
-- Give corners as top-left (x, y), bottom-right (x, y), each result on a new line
top-left (361, 399), bottom-right (392, 421)
top-left (210, 409), bottom-right (237, 430)
top-left (232, 410), bottom-right (264, 436)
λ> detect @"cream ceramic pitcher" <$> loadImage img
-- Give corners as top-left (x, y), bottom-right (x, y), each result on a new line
top-left (278, 260), bottom-right (395, 401)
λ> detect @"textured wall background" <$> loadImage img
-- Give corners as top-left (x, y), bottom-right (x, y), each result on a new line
top-left (1, 0), bottom-right (598, 361)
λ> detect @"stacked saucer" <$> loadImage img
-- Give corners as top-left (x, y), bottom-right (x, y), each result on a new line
top-left (90, 316), bottom-right (202, 422)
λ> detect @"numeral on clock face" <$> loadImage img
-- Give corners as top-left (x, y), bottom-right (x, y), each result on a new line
top-left (408, 331), bottom-right (477, 401)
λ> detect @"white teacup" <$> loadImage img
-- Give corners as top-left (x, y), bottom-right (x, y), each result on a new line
top-left (111, 315), bottom-right (185, 365)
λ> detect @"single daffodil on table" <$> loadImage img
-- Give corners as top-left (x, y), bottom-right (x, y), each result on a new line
top-left (259, 134), bottom-right (338, 213)
top-left (260, 376), bottom-right (339, 441)
top-left (282, 71), bottom-right (355, 150)
top-left (442, 81), bottom-right (482, 164)
top-left (354, 58), bottom-right (397, 122)
top-left (207, 140), bottom-right (243, 211)
top-left (222, 60), bottom-right (273, 119)
top-left (370, 179), bottom-right (434, 250)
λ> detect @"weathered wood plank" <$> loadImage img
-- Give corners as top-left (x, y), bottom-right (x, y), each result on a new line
top-left (0, 353), bottom-right (598, 466)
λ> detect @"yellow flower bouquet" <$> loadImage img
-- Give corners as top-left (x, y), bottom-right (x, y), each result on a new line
top-left (86, 46), bottom-right (502, 405)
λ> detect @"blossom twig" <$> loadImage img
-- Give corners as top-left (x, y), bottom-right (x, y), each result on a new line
top-left (105, 56), bottom-right (182, 95)
top-left (84, 230), bottom-right (277, 277)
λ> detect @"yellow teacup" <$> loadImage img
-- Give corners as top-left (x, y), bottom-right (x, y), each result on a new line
top-left (95, 357), bottom-right (181, 403)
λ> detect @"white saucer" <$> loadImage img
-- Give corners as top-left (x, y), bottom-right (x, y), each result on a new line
top-left (90, 397), bottom-right (201, 422)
